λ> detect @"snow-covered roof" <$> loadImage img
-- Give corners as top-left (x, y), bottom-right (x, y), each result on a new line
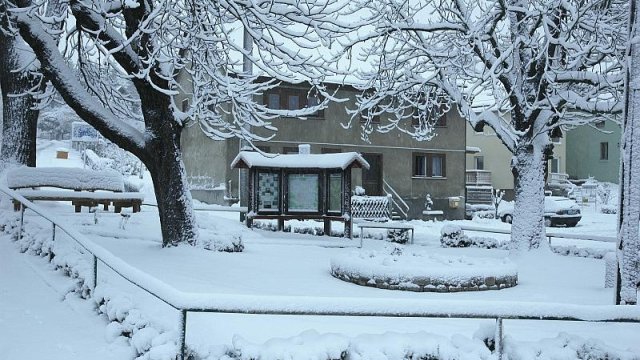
top-left (231, 151), bottom-right (370, 170)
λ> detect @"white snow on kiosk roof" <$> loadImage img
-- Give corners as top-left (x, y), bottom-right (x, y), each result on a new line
top-left (231, 151), bottom-right (370, 170)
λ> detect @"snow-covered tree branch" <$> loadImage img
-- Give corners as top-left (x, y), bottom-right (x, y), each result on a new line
top-left (7, 0), bottom-right (352, 247)
top-left (341, 0), bottom-right (626, 252)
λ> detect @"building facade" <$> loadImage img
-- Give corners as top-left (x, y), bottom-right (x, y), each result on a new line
top-left (181, 83), bottom-right (468, 219)
top-left (566, 120), bottom-right (621, 184)
top-left (465, 118), bottom-right (567, 201)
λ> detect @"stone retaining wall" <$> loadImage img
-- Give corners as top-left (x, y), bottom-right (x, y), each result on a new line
top-left (331, 270), bottom-right (518, 293)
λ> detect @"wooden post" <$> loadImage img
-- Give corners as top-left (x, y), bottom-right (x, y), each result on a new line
top-left (343, 170), bottom-right (352, 239)
top-left (324, 218), bottom-right (331, 235)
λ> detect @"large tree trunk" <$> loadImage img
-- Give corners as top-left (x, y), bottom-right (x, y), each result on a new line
top-left (0, 32), bottom-right (39, 168)
top-left (510, 144), bottom-right (547, 254)
top-left (136, 80), bottom-right (199, 247)
top-left (616, 0), bottom-right (640, 304)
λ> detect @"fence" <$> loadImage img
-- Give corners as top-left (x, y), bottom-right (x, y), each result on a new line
top-left (351, 195), bottom-right (392, 221)
top-left (2, 186), bottom-right (639, 360)
top-left (459, 225), bottom-right (617, 245)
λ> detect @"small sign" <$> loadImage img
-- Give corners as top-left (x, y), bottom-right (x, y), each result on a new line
top-left (71, 122), bottom-right (99, 142)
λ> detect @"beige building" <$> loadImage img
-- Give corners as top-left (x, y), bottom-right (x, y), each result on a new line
top-left (465, 121), bottom-right (566, 200)
top-left (181, 82), bottom-right (469, 219)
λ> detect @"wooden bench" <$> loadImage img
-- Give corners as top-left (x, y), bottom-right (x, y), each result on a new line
top-left (356, 221), bottom-right (415, 248)
top-left (7, 167), bottom-right (144, 213)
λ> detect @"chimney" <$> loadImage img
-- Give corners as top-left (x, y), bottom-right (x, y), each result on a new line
top-left (298, 144), bottom-right (311, 155)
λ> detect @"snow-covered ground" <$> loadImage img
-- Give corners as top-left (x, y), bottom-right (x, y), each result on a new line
top-left (1, 141), bottom-right (638, 359)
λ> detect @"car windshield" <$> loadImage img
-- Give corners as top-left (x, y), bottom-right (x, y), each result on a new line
top-left (547, 198), bottom-right (576, 210)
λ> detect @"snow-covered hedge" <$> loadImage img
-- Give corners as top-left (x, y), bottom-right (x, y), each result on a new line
top-left (440, 225), bottom-right (469, 247)
top-left (194, 329), bottom-right (639, 360)
top-left (440, 226), bottom-right (506, 249)
top-left (600, 205), bottom-right (618, 214)
top-left (0, 209), bottom-right (179, 360)
top-left (202, 234), bottom-right (245, 253)
top-left (550, 245), bottom-right (613, 260)
top-left (330, 250), bottom-right (518, 292)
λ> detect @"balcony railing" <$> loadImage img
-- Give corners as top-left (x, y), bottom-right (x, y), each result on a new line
top-left (466, 170), bottom-right (492, 186)
top-left (548, 172), bottom-right (569, 183)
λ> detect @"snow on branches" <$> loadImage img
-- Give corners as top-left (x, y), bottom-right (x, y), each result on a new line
top-left (340, 0), bottom-right (627, 252)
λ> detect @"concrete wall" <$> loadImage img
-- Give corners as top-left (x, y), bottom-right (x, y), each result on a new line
top-left (566, 120), bottom-right (621, 183)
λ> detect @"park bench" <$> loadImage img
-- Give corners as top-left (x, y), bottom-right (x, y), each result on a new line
top-left (7, 167), bottom-right (144, 213)
top-left (356, 221), bottom-right (415, 248)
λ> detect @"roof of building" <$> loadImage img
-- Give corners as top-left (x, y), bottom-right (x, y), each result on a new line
top-left (230, 151), bottom-right (370, 170)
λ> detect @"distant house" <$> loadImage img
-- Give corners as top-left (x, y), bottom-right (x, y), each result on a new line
top-left (465, 114), bottom-right (567, 201)
top-left (566, 120), bottom-right (621, 184)
top-left (180, 82), bottom-right (468, 220)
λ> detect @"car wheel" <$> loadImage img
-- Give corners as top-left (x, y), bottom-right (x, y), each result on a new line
top-left (544, 217), bottom-right (552, 227)
top-left (567, 222), bottom-right (578, 227)
top-left (504, 214), bottom-right (513, 224)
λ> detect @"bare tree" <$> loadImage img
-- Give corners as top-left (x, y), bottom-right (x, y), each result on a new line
top-left (616, 0), bottom-right (640, 305)
top-left (341, 0), bottom-right (626, 252)
top-left (8, 0), bottom-right (348, 247)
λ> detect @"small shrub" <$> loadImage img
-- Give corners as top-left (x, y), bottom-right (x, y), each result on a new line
top-left (600, 205), bottom-right (617, 214)
top-left (387, 228), bottom-right (410, 244)
top-left (440, 225), bottom-right (470, 247)
top-left (473, 210), bottom-right (495, 220)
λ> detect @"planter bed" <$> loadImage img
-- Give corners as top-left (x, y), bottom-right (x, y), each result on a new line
top-left (331, 251), bottom-right (517, 292)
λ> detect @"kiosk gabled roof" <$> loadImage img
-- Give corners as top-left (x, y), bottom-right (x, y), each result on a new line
top-left (231, 151), bottom-right (370, 170)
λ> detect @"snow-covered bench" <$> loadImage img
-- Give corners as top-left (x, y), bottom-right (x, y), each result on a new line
top-left (356, 221), bottom-right (414, 248)
top-left (7, 167), bottom-right (144, 213)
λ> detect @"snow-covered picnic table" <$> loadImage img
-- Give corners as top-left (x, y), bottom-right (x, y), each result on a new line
top-left (6, 167), bottom-right (144, 213)
top-left (356, 221), bottom-right (415, 247)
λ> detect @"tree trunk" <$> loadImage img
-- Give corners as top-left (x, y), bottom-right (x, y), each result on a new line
top-left (146, 134), bottom-right (199, 247)
top-left (616, 0), bottom-right (640, 304)
top-left (510, 144), bottom-right (546, 254)
top-left (0, 32), bottom-right (39, 168)
top-left (135, 79), bottom-right (199, 248)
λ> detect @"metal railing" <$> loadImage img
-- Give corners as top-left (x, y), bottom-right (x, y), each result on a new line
top-left (459, 225), bottom-right (616, 245)
top-left (383, 179), bottom-right (409, 219)
top-left (466, 170), bottom-right (492, 186)
top-left (2, 186), bottom-right (639, 360)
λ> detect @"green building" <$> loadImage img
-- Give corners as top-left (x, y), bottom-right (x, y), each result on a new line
top-left (566, 120), bottom-right (621, 184)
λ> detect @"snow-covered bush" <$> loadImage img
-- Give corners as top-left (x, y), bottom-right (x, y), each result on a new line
top-left (0, 210), bottom-right (179, 360)
top-left (550, 246), bottom-right (613, 260)
top-left (597, 183), bottom-right (613, 205)
top-left (600, 204), bottom-right (618, 214)
top-left (473, 211), bottom-right (495, 220)
top-left (202, 234), bottom-right (244, 253)
top-left (96, 142), bottom-right (143, 177)
top-left (440, 225), bottom-right (470, 247)
top-left (353, 186), bottom-right (366, 196)
top-left (387, 228), bottom-right (410, 244)
top-left (224, 330), bottom-right (492, 360)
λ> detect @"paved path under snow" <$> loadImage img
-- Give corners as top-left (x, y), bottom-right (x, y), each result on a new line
top-left (0, 240), bottom-right (131, 359)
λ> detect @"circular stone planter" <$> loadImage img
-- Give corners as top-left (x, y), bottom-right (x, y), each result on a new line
top-left (330, 251), bottom-right (518, 292)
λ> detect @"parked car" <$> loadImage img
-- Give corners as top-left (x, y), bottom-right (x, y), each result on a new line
top-left (499, 196), bottom-right (581, 227)
top-left (546, 179), bottom-right (578, 199)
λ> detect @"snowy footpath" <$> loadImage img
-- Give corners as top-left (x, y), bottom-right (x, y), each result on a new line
top-left (0, 239), bottom-right (132, 359)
